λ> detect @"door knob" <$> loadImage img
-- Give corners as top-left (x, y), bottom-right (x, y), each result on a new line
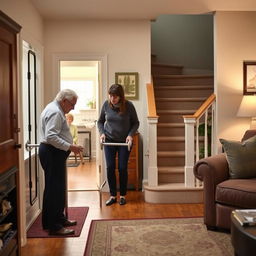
top-left (15, 143), bottom-right (22, 149)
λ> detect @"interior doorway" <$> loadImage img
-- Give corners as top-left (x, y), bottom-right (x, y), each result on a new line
top-left (60, 60), bottom-right (99, 191)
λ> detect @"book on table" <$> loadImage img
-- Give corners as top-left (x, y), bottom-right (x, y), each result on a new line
top-left (232, 209), bottom-right (256, 226)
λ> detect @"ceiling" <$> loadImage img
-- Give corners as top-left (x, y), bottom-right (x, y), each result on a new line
top-left (30, 0), bottom-right (256, 20)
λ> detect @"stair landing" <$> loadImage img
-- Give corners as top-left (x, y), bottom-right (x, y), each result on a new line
top-left (144, 183), bottom-right (203, 203)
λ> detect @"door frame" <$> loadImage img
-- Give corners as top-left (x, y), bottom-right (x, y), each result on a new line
top-left (52, 53), bottom-right (108, 190)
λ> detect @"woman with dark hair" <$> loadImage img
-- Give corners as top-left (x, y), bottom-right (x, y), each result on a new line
top-left (97, 84), bottom-right (139, 205)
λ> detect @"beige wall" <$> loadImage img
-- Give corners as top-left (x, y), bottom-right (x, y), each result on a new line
top-left (215, 11), bottom-right (256, 150)
top-left (44, 19), bottom-right (151, 178)
top-left (1, 0), bottom-right (44, 44)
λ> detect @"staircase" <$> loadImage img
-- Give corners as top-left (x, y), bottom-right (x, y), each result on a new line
top-left (144, 58), bottom-right (214, 203)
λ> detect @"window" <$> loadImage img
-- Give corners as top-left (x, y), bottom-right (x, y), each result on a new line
top-left (60, 61), bottom-right (98, 113)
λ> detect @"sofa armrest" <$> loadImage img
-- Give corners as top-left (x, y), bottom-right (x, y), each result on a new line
top-left (193, 153), bottom-right (229, 185)
top-left (193, 153), bottom-right (229, 228)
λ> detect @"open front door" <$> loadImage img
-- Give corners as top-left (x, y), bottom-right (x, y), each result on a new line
top-left (22, 41), bottom-right (41, 227)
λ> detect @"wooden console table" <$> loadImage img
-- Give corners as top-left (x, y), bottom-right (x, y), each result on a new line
top-left (115, 132), bottom-right (141, 191)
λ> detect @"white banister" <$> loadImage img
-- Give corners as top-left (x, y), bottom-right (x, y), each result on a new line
top-left (183, 94), bottom-right (216, 187)
top-left (146, 82), bottom-right (159, 187)
top-left (184, 117), bottom-right (196, 187)
top-left (147, 117), bottom-right (158, 186)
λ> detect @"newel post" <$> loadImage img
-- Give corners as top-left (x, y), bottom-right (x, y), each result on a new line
top-left (184, 117), bottom-right (196, 187)
top-left (147, 117), bottom-right (158, 186)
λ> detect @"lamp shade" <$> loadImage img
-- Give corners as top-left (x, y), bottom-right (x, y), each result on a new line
top-left (237, 95), bottom-right (256, 117)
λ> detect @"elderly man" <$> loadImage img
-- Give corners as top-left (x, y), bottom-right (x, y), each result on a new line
top-left (39, 89), bottom-right (83, 235)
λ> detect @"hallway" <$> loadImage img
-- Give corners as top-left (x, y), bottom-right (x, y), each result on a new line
top-left (21, 161), bottom-right (204, 256)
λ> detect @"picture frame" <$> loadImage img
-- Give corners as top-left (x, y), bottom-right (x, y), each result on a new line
top-left (115, 72), bottom-right (139, 100)
top-left (243, 61), bottom-right (256, 95)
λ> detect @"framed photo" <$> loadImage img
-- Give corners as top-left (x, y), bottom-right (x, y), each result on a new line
top-left (243, 61), bottom-right (256, 95)
top-left (115, 72), bottom-right (139, 100)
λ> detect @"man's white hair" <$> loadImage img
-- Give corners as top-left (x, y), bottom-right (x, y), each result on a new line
top-left (55, 89), bottom-right (78, 102)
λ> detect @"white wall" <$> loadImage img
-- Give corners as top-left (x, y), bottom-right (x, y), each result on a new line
top-left (44, 19), bottom-right (151, 179)
top-left (1, 0), bottom-right (44, 44)
top-left (215, 11), bottom-right (256, 150)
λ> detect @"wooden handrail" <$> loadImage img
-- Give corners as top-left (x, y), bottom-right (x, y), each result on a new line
top-left (183, 93), bottom-right (216, 119)
top-left (147, 82), bottom-right (158, 118)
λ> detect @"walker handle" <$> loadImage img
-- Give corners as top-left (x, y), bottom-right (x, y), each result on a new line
top-left (100, 141), bottom-right (132, 151)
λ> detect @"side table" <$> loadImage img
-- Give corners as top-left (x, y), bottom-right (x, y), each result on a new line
top-left (231, 212), bottom-right (256, 256)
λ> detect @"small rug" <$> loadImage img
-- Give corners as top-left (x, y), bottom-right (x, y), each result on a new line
top-left (27, 207), bottom-right (89, 238)
top-left (67, 162), bottom-right (80, 167)
top-left (84, 217), bottom-right (233, 256)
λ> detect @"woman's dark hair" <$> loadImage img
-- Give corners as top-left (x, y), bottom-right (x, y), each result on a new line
top-left (108, 84), bottom-right (126, 114)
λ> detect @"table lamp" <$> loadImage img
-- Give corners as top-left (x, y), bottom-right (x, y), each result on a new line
top-left (237, 95), bottom-right (256, 129)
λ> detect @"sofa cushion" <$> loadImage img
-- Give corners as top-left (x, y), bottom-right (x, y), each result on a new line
top-left (216, 178), bottom-right (256, 208)
top-left (219, 135), bottom-right (256, 178)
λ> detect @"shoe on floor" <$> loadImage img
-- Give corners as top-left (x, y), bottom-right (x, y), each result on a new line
top-left (63, 219), bottom-right (77, 227)
top-left (106, 197), bottom-right (117, 206)
top-left (49, 227), bottom-right (75, 236)
top-left (119, 197), bottom-right (126, 205)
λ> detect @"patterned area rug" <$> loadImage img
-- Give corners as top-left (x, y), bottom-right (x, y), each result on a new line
top-left (84, 218), bottom-right (233, 256)
top-left (27, 207), bottom-right (89, 238)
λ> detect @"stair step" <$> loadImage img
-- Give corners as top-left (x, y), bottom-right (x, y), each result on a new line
top-left (155, 85), bottom-right (213, 98)
top-left (157, 137), bottom-right (185, 151)
top-left (158, 136), bottom-right (184, 142)
top-left (156, 97), bottom-right (206, 102)
top-left (152, 63), bottom-right (183, 75)
top-left (144, 182), bottom-right (203, 203)
top-left (158, 166), bottom-right (184, 174)
top-left (157, 123), bottom-right (185, 136)
top-left (158, 151), bottom-right (185, 166)
top-left (157, 109), bottom-right (195, 123)
top-left (158, 110), bottom-right (195, 114)
top-left (158, 167), bottom-right (184, 183)
top-left (153, 74), bottom-right (213, 86)
top-left (158, 123), bottom-right (184, 127)
top-left (158, 151), bottom-right (185, 157)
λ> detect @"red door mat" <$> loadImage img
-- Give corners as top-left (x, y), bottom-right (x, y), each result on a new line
top-left (27, 207), bottom-right (89, 238)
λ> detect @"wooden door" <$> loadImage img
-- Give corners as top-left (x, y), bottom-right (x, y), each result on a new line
top-left (0, 11), bottom-right (21, 255)
top-left (0, 11), bottom-right (21, 174)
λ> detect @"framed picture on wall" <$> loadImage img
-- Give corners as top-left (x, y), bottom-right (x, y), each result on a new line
top-left (115, 72), bottom-right (139, 100)
top-left (243, 61), bottom-right (256, 95)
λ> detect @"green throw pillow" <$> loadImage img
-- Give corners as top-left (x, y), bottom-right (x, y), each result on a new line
top-left (219, 135), bottom-right (256, 179)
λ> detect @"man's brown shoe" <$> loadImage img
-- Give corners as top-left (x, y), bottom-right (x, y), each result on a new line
top-left (49, 227), bottom-right (75, 236)
top-left (63, 219), bottom-right (77, 227)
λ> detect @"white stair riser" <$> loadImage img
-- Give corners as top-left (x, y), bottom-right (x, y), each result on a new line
top-left (144, 189), bottom-right (203, 203)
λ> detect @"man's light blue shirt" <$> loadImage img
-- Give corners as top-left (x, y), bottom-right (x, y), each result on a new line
top-left (39, 100), bottom-right (72, 151)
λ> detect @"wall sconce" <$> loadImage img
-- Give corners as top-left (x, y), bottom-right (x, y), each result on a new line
top-left (237, 95), bottom-right (256, 129)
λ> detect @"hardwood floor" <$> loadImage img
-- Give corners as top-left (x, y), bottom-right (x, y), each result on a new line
top-left (21, 160), bottom-right (204, 256)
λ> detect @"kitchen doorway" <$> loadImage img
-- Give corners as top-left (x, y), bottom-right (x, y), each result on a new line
top-left (59, 60), bottom-right (100, 191)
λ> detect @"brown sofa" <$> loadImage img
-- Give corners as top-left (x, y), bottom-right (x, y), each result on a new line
top-left (193, 130), bottom-right (256, 230)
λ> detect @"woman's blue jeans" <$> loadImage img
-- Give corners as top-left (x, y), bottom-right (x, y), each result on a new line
top-left (104, 144), bottom-right (130, 196)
